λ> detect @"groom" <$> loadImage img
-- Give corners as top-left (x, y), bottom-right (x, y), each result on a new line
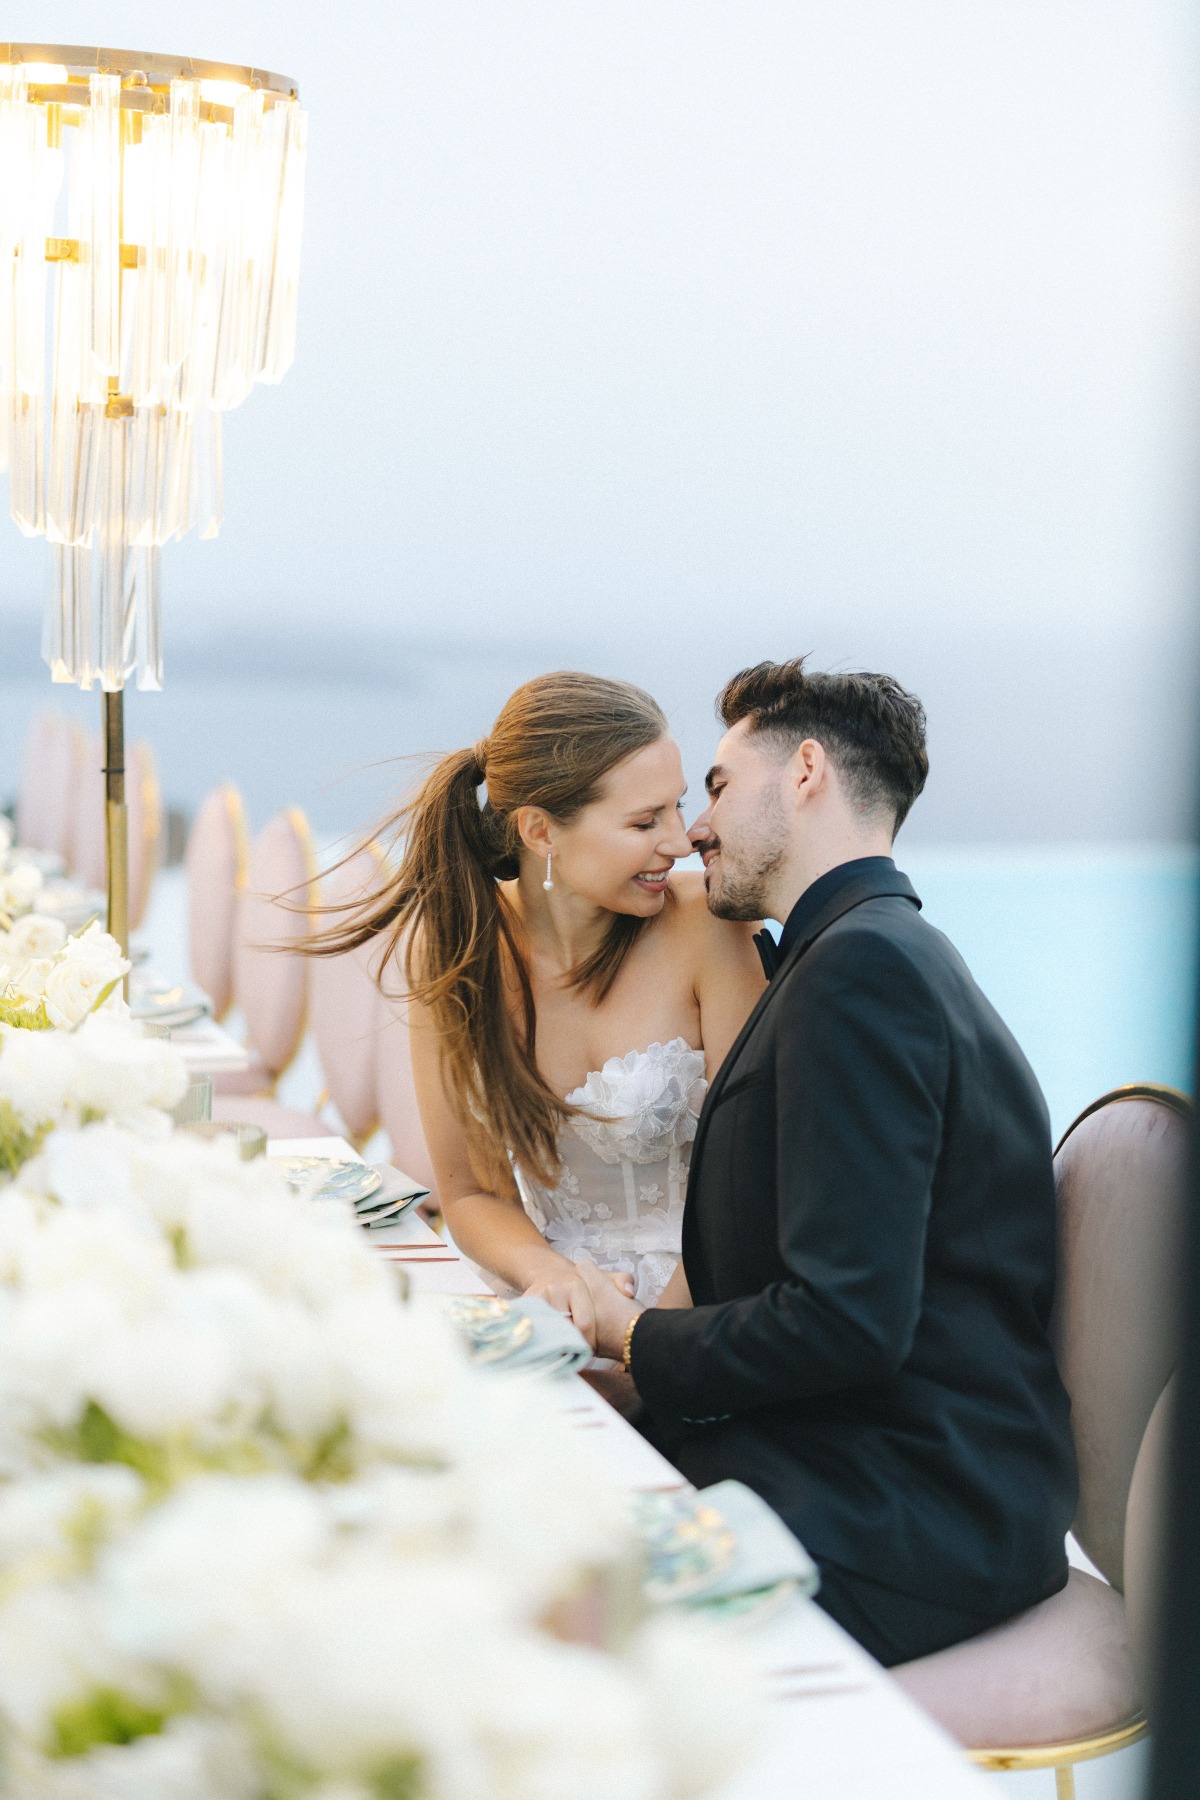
top-left (579, 658), bottom-right (1077, 1667)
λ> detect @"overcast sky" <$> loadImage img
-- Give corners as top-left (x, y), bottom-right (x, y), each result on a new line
top-left (2, 2), bottom-right (1199, 839)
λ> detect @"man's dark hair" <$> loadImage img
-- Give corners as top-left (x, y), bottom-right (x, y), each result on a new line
top-left (718, 658), bottom-right (929, 832)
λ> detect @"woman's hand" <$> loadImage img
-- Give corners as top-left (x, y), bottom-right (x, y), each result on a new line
top-left (522, 1264), bottom-right (600, 1345)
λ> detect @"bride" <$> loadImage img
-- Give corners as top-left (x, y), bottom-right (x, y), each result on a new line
top-left (320, 672), bottom-right (764, 1335)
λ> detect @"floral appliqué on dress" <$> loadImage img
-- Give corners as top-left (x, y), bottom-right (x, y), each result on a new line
top-left (513, 1039), bottom-right (707, 1306)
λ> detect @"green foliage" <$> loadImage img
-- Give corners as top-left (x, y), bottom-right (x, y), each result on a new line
top-left (39, 1402), bottom-right (203, 1496)
top-left (67, 1401), bottom-right (171, 1486)
top-left (373, 1753), bottom-right (424, 1800)
top-left (39, 1399), bottom-right (374, 1495)
top-left (76, 975), bottom-right (122, 1028)
top-left (300, 1416), bottom-right (355, 1483)
top-left (49, 1687), bottom-right (171, 1758)
top-left (167, 1223), bottom-right (192, 1268)
top-left (0, 1097), bottom-right (49, 1177)
top-left (0, 996), bottom-right (51, 1029)
top-left (257, 1737), bottom-right (320, 1800)
top-left (62, 1493), bottom-right (122, 1571)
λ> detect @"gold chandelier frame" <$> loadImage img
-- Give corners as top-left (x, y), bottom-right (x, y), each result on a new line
top-left (0, 44), bottom-right (298, 110)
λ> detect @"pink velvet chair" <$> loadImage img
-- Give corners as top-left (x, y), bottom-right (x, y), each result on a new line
top-left (308, 843), bottom-right (389, 1148)
top-left (185, 785), bottom-right (249, 1021)
top-left (374, 958), bottom-right (438, 1204)
top-left (210, 807), bottom-right (333, 1141)
top-left (893, 1084), bottom-right (1190, 1796)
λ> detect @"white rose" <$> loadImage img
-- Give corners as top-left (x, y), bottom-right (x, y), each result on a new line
top-left (2, 957), bottom-right (56, 1011)
top-left (0, 1026), bottom-right (76, 1129)
top-left (5, 915), bottom-right (67, 960)
top-left (0, 816), bottom-right (13, 854)
top-left (63, 1019), bottom-right (188, 1121)
top-left (43, 932), bottom-right (130, 1030)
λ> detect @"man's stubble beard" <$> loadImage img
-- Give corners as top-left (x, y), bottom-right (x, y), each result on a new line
top-left (705, 786), bottom-right (788, 922)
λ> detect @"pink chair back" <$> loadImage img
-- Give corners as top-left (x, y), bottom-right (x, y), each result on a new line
top-left (1051, 1088), bottom-right (1189, 1591)
top-left (308, 844), bottom-right (389, 1145)
top-left (127, 740), bottom-right (162, 931)
top-left (233, 808), bottom-right (316, 1080)
top-left (375, 957), bottom-right (437, 1198)
top-left (18, 712), bottom-right (86, 859)
top-left (67, 735), bottom-right (161, 925)
top-left (46, 716), bottom-right (87, 863)
top-left (16, 711), bottom-right (60, 850)
top-left (186, 785), bottom-right (250, 1020)
top-left (69, 731), bottom-right (106, 889)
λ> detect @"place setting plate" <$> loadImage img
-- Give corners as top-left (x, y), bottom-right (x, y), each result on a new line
top-left (129, 974), bottom-right (212, 1030)
top-left (631, 1480), bottom-right (819, 1627)
top-left (281, 1158), bottom-right (383, 1205)
top-left (634, 1490), bottom-right (739, 1604)
top-left (447, 1296), bottom-right (535, 1363)
top-left (442, 1295), bottom-right (592, 1374)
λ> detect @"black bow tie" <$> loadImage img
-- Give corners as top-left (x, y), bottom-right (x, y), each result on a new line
top-left (753, 929), bottom-right (782, 980)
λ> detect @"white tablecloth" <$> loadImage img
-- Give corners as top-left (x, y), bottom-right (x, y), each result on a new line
top-left (166, 1016), bottom-right (252, 1074)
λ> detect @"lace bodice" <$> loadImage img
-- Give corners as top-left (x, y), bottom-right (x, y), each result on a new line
top-left (513, 1038), bottom-right (707, 1306)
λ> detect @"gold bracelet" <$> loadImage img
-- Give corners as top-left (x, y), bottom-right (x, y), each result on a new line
top-left (620, 1314), bottom-right (639, 1372)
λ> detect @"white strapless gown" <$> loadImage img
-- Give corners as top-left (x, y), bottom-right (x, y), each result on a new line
top-left (513, 1038), bottom-right (708, 1306)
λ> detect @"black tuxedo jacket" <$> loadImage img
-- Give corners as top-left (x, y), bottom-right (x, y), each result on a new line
top-left (632, 858), bottom-right (1077, 1616)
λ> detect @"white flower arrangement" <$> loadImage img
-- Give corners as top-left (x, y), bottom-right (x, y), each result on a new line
top-left (0, 1079), bottom-right (759, 1797)
top-left (0, 1468), bottom-right (750, 1800)
top-left (0, 1016), bottom-right (188, 1176)
top-left (0, 919), bottom-right (130, 1033)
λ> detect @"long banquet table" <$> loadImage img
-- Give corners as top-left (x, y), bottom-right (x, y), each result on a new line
top-left (270, 1139), bottom-right (989, 1800)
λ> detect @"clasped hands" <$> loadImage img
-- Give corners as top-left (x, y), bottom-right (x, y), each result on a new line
top-left (522, 1255), bottom-right (644, 1359)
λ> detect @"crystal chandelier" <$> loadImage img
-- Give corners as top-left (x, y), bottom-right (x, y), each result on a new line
top-left (0, 45), bottom-right (306, 691)
top-left (0, 44), bottom-right (306, 949)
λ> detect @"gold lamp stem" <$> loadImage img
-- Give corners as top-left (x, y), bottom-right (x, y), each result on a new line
top-left (103, 689), bottom-right (129, 957)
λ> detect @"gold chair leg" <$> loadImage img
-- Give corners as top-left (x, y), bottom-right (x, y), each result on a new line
top-left (1054, 1766), bottom-right (1076, 1800)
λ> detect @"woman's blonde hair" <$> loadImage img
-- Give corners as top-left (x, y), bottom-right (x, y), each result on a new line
top-left (308, 671), bottom-right (668, 1190)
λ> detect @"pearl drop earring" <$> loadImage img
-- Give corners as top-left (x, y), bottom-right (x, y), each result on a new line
top-left (543, 852), bottom-right (554, 892)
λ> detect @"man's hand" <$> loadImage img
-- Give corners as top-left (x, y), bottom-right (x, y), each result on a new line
top-left (576, 1256), bottom-right (643, 1361)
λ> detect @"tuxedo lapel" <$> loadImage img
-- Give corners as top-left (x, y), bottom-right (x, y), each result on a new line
top-left (690, 865), bottom-right (921, 1170)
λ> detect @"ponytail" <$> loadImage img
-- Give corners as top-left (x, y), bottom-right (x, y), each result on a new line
top-left (307, 672), bottom-right (668, 1191)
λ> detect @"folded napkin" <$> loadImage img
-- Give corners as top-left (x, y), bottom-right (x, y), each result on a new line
top-left (355, 1164), bottom-right (431, 1225)
top-left (634, 1479), bottom-right (820, 1608)
top-left (446, 1294), bottom-right (592, 1376)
